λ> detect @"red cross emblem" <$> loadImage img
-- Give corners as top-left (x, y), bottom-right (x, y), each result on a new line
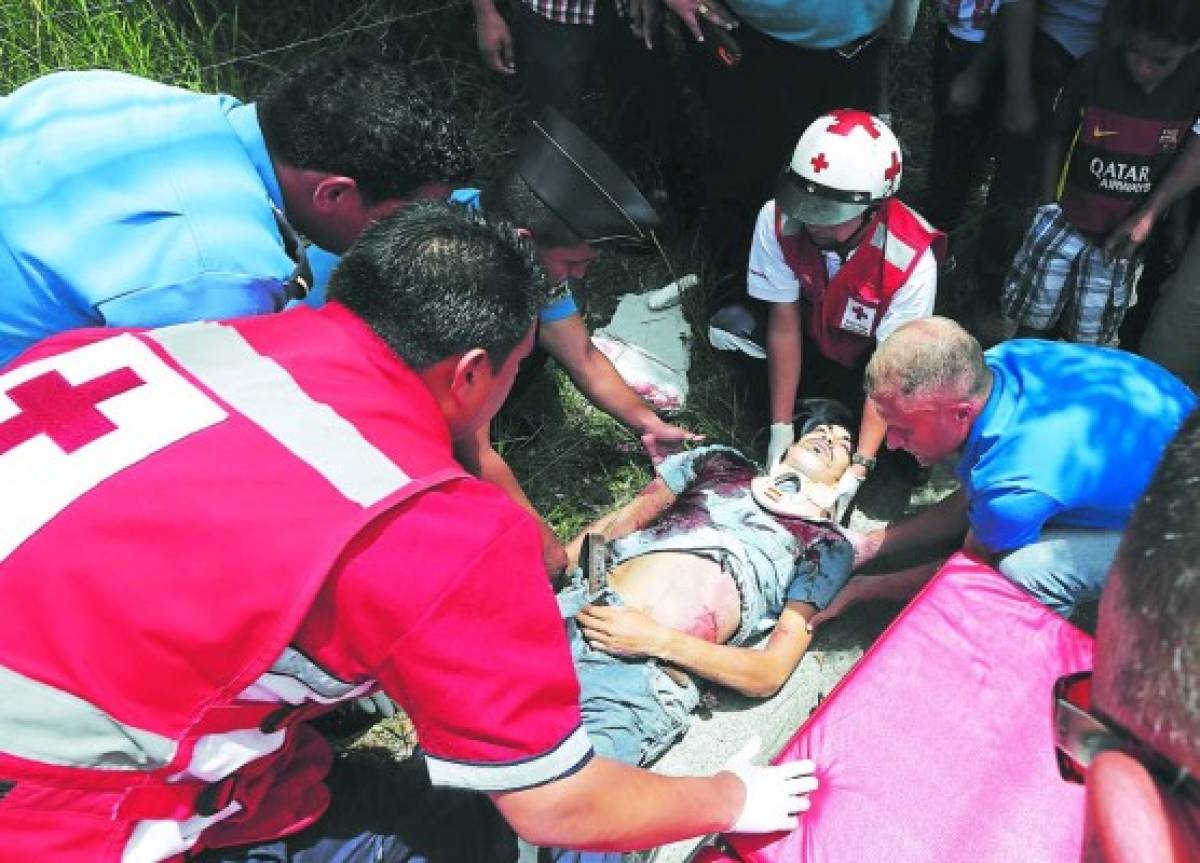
top-left (825, 110), bottom-right (880, 139)
top-left (0, 368), bottom-right (146, 456)
top-left (851, 304), bottom-right (869, 321)
top-left (811, 152), bottom-right (830, 173)
top-left (884, 151), bottom-right (901, 182)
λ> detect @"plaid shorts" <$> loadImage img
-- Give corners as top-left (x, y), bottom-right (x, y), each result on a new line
top-left (1002, 203), bottom-right (1143, 344)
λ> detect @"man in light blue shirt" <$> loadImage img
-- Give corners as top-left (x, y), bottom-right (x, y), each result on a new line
top-left (813, 316), bottom-right (1195, 620)
top-left (0, 54), bottom-right (473, 366)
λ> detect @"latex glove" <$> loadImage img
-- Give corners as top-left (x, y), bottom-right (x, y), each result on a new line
top-left (765, 423), bottom-right (794, 473)
top-left (355, 691), bottom-right (397, 719)
top-left (832, 470), bottom-right (863, 523)
top-left (723, 736), bottom-right (818, 834)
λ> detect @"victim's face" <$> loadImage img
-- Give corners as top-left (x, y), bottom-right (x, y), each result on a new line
top-left (782, 423), bottom-right (853, 485)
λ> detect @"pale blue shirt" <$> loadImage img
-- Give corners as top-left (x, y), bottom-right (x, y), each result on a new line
top-left (0, 71), bottom-right (300, 365)
top-left (728, 0), bottom-right (892, 48)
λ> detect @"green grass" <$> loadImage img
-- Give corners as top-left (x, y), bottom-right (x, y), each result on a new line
top-left (2, 0), bottom-right (945, 541)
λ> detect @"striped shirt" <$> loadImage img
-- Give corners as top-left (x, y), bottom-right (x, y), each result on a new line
top-left (522, 0), bottom-right (627, 26)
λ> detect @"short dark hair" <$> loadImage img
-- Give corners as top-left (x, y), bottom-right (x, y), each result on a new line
top-left (1129, 0), bottom-right (1200, 45)
top-left (327, 201), bottom-right (548, 370)
top-left (1099, 408), bottom-right (1200, 765)
top-left (795, 398), bottom-right (854, 438)
top-left (479, 169), bottom-right (583, 249)
top-left (258, 54), bottom-right (475, 205)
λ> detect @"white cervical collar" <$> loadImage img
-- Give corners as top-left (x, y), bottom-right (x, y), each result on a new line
top-left (750, 463), bottom-right (837, 520)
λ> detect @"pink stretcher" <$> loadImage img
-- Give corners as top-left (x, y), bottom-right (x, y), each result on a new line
top-left (696, 553), bottom-right (1093, 863)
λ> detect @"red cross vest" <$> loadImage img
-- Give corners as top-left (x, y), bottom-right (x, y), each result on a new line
top-left (0, 305), bottom-right (465, 861)
top-left (775, 198), bottom-right (945, 368)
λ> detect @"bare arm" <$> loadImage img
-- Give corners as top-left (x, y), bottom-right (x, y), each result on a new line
top-left (454, 424), bottom-right (567, 577)
top-left (999, 0), bottom-right (1037, 135)
top-left (766, 300), bottom-right (803, 425)
top-left (808, 560), bottom-right (943, 628)
top-left (470, 0), bottom-right (516, 74)
top-left (563, 478), bottom-right (678, 567)
top-left (580, 601), bottom-right (816, 698)
top-left (1041, 133), bottom-right (1068, 204)
top-left (1105, 132), bottom-right (1200, 259)
top-left (493, 755), bottom-right (744, 850)
top-left (854, 388), bottom-right (888, 465)
top-left (856, 488), bottom-right (970, 568)
top-left (540, 315), bottom-right (700, 459)
top-left (945, 20), bottom-right (1004, 115)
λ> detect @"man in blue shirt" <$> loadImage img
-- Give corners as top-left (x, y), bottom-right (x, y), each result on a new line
top-left (810, 316), bottom-right (1196, 619)
top-left (454, 111), bottom-right (700, 575)
top-left (0, 54), bottom-right (473, 366)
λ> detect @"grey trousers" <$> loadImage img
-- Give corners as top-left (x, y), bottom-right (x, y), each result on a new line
top-left (1140, 220), bottom-right (1200, 391)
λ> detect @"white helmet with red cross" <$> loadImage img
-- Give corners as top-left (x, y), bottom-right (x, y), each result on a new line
top-left (775, 109), bottom-right (903, 227)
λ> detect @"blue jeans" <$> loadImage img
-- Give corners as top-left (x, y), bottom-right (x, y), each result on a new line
top-left (548, 573), bottom-right (702, 863)
top-left (558, 573), bottom-right (701, 767)
top-left (997, 527), bottom-right (1123, 618)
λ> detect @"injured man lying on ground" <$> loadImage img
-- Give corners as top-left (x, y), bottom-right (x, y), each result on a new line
top-left (559, 403), bottom-right (856, 767)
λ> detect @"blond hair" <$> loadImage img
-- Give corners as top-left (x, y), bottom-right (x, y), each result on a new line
top-left (864, 317), bottom-right (988, 404)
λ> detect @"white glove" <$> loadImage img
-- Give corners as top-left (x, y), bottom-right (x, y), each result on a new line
top-left (765, 423), bottom-right (795, 473)
top-left (355, 691), bottom-right (397, 719)
top-left (723, 736), bottom-right (818, 834)
top-left (832, 470), bottom-right (864, 523)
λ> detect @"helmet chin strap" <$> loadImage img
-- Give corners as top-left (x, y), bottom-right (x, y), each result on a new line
top-left (805, 206), bottom-right (876, 261)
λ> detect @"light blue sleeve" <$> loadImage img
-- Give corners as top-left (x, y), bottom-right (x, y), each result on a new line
top-left (95, 272), bottom-right (287, 328)
top-left (538, 292), bottom-right (579, 323)
top-left (656, 445), bottom-right (750, 494)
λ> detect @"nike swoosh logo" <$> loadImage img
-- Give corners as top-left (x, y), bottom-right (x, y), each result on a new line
top-left (1093, 126), bottom-right (1119, 138)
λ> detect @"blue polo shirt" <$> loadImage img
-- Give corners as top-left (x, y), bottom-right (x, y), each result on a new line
top-left (956, 340), bottom-right (1196, 552)
top-left (0, 71), bottom-right (301, 366)
top-left (728, 0), bottom-right (891, 48)
top-left (449, 188), bottom-right (579, 324)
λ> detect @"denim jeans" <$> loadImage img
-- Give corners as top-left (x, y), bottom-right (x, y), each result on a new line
top-left (997, 527), bottom-right (1123, 618)
top-left (558, 572), bottom-right (701, 767)
top-left (547, 573), bottom-right (702, 863)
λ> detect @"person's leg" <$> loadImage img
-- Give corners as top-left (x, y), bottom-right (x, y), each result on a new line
top-left (1140, 220), bottom-right (1200, 389)
top-left (510, 2), bottom-right (599, 122)
top-left (997, 528), bottom-right (1124, 618)
top-left (689, 27), bottom-right (823, 276)
top-left (548, 580), bottom-right (698, 863)
top-left (1060, 238), bottom-right (1141, 345)
top-left (197, 754), bottom-right (516, 863)
top-left (976, 32), bottom-right (1077, 330)
top-left (1001, 202), bottom-right (1081, 336)
top-left (924, 29), bottom-right (1001, 234)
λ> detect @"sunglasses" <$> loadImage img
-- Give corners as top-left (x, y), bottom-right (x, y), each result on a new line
top-left (1053, 671), bottom-right (1199, 804)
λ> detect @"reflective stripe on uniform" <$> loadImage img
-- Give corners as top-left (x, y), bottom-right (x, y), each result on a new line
top-left (425, 725), bottom-right (593, 792)
top-left (242, 646), bottom-right (374, 704)
top-left (0, 662), bottom-right (176, 770)
top-left (869, 223), bottom-right (917, 273)
top-left (148, 321), bottom-right (410, 507)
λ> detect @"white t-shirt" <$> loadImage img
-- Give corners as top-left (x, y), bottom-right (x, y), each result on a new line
top-left (746, 200), bottom-right (937, 344)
